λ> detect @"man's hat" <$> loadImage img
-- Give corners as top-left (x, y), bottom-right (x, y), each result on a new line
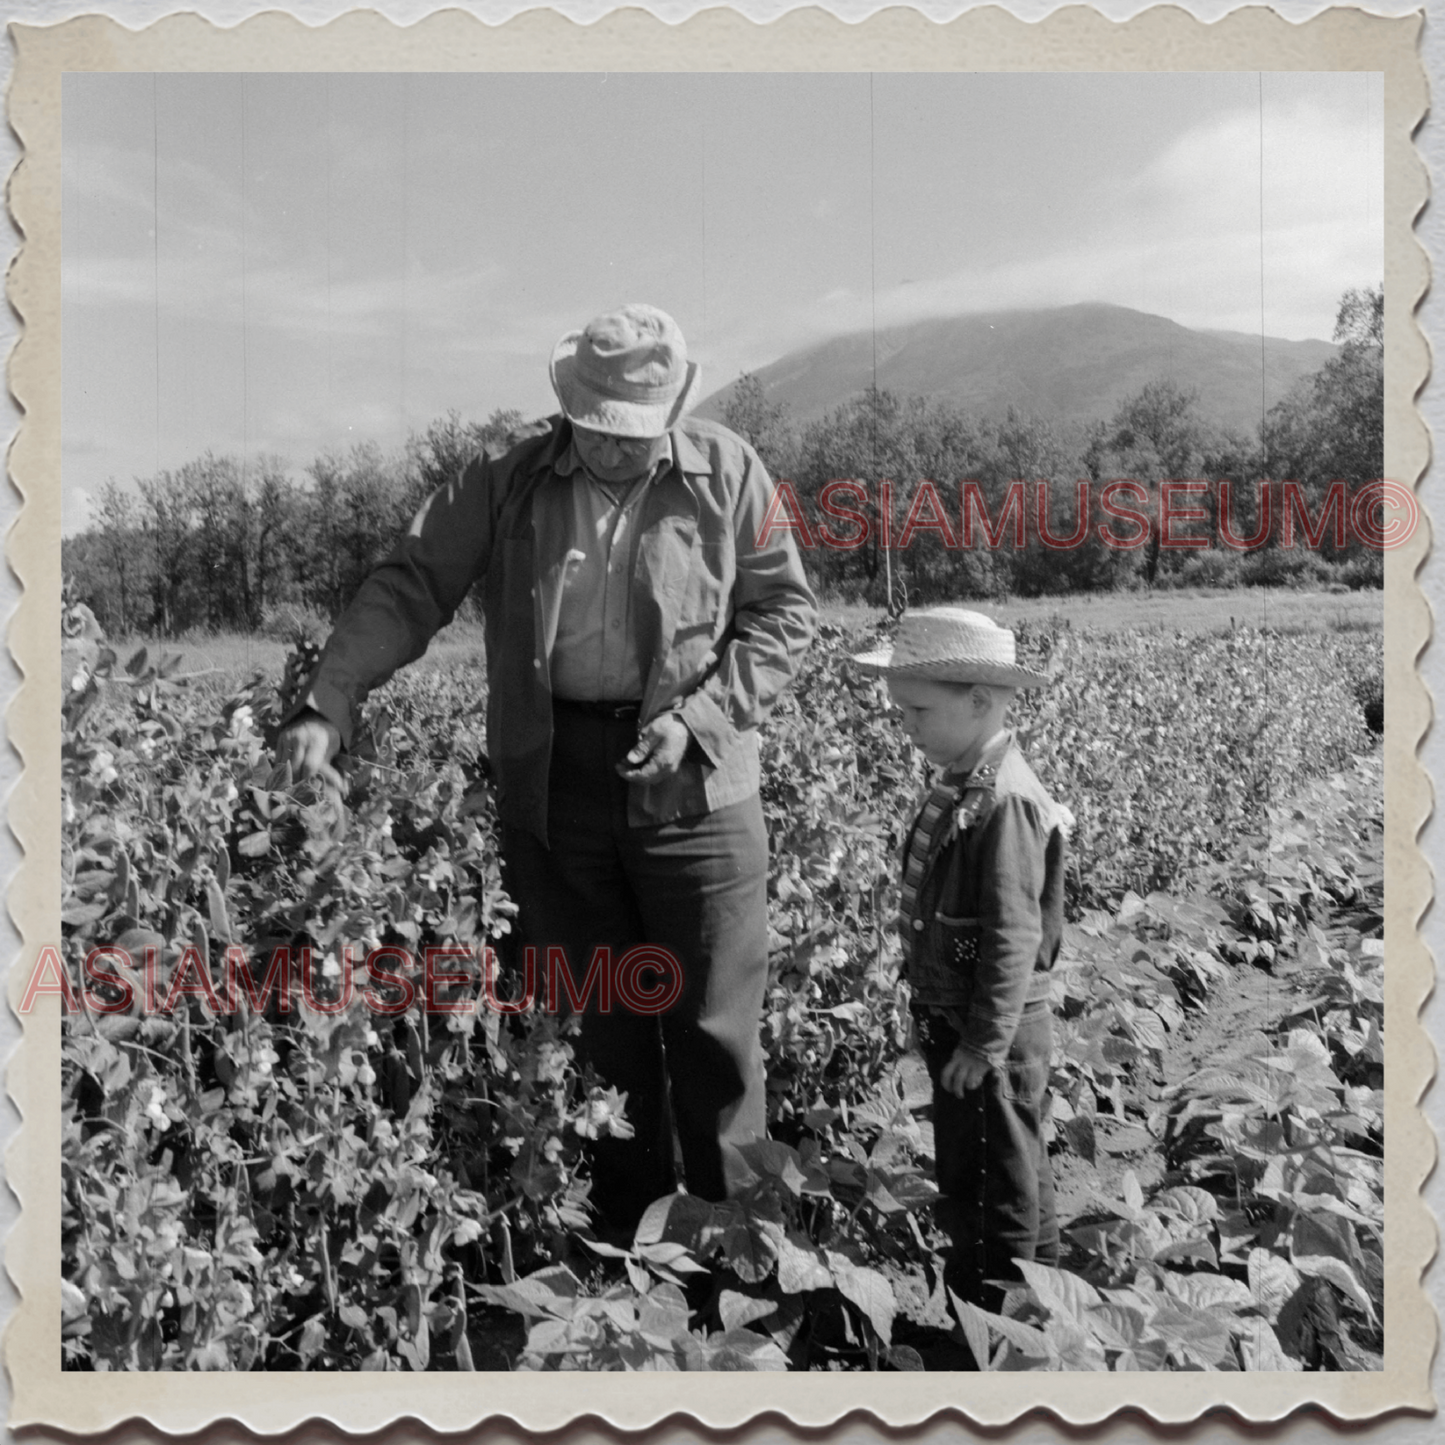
top-left (850, 606), bottom-right (1051, 688)
top-left (549, 304), bottom-right (701, 439)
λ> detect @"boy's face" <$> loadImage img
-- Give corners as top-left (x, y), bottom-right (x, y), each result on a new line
top-left (887, 676), bottom-right (996, 770)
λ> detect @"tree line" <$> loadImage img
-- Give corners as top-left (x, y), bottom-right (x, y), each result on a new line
top-left (720, 285), bottom-right (1384, 605)
top-left (62, 287), bottom-right (1382, 639)
top-left (63, 410), bottom-right (524, 639)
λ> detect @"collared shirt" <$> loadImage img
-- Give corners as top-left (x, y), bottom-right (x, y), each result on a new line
top-left (291, 414), bottom-right (818, 844)
top-left (548, 438), bottom-right (672, 701)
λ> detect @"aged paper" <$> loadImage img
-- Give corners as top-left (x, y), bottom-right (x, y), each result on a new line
top-left (5, 3), bottom-right (1432, 1433)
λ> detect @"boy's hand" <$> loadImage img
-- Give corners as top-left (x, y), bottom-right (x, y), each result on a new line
top-left (941, 1046), bottom-right (991, 1097)
top-left (616, 714), bottom-right (690, 783)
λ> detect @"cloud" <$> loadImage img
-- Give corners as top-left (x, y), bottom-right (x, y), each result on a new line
top-left (67, 232), bottom-right (510, 348)
top-left (707, 94), bottom-right (1380, 370)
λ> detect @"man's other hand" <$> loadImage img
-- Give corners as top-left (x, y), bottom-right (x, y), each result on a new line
top-left (940, 1046), bottom-right (992, 1097)
top-left (616, 713), bottom-right (690, 783)
top-left (276, 708), bottom-right (344, 792)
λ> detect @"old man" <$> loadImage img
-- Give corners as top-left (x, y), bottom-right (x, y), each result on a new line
top-left (278, 303), bottom-right (817, 1234)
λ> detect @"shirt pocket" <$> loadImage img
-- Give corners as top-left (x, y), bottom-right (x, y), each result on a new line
top-left (677, 540), bottom-right (729, 636)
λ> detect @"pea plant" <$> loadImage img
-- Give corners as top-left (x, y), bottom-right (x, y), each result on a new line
top-left (59, 616), bottom-right (1383, 1371)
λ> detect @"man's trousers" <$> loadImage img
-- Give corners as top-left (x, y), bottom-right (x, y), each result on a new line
top-left (500, 704), bottom-right (770, 1235)
top-left (914, 1000), bottom-right (1060, 1319)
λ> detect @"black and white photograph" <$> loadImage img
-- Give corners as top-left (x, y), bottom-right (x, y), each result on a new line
top-left (10, 5), bottom-right (1427, 1427)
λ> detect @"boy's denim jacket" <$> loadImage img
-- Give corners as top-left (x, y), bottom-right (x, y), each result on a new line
top-left (902, 729), bottom-right (1067, 1069)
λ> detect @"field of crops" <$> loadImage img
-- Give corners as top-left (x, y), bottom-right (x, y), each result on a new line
top-left (59, 613), bottom-right (1384, 1372)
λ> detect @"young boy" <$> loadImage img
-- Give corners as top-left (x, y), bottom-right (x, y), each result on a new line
top-left (853, 606), bottom-right (1068, 1323)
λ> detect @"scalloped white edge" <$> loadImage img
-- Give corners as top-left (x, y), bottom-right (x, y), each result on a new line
top-left (3, 4), bottom-right (1433, 1432)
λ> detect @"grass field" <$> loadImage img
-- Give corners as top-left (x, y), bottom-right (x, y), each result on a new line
top-left (118, 585), bottom-right (1382, 693)
top-left (819, 585), bottom-right (1383, 637)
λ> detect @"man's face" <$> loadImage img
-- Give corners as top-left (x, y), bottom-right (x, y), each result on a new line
top-left (887, 676), bottom-right (994, 770)
top-left (573, 426), bottom-right (670, 484)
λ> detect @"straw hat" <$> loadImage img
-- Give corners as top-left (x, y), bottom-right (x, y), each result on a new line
top-left (850, 606), bottom-right (1051, 688)
top-left (549, 303), bottom-right (702, 439)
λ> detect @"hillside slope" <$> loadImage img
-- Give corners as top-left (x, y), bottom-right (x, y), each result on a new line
top-left (697, 303), bottom-right (1336, 438)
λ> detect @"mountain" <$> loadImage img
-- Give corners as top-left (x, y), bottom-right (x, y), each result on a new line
top-left (696, 303), bottom-right (1337, 440)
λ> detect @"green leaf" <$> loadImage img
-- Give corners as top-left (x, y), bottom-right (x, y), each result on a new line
top-left (1149, 1300), bottom-right (1234, 1367)
top-left (637, 1283), bottom-right (691, 1346)
top-left (205, 878), bottom-right (232, 944)
top-left (1160, 1270), bottom-right (1252, 1315)
top-left (953, 1297), bottom-right (995, 1370)
top-left (718, 1203), bottom-right (780, 1285)
top-left (525, 1318), bottom-right (573, 1355)
top-left (635, 1191), bottom-right (714, 1252)
top-left (478, 1265), bottom-right (581, 1320)
top-left (719, 1290), bottom-right (777, 1332)
top-left (1120, 1171), bottom-right (1144, 1216)
top-left (107, 848), bottom-right (131, 907)
top-left (1238, 1317), bottom-right (1303, 1371)
top-left (1248, 1248), bottom-right (1302, 1322)
top-left (1017, 1259), bottom-right (1103, 1327)
top-left (700, 1329), bottom-right (789, 1371)
top-left (828, 1255), bottom-right (895, 1345)
top-left (774, 1233), bottom-right (833, 1294)
top-left (887, 1344), bottom-right (925, 1371)
top-left (1115, 1338), bottom-right (1170, 1370)
top-left (1062, 1113), bottom-right (1097, 1164)
top-left (1153, 1185), bottom-right (1219, 1228)
top-left (1087, 1302), bottom-right (1148, 1351)
top-left (735, 1139), bottom-right (809, 1196)
top-left (951, 1291), bottom-right (1048, 1359)
top-left (1292, 1254), bottom-right (1375, 1323)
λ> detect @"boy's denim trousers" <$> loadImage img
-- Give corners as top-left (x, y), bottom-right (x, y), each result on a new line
top-left (915, 1000), bottom-right (1060, 1315)
top-left (500, 704), bottom-right (770, 1236)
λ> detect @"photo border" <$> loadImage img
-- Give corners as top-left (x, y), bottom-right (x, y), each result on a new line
top-left (5, 4), bottom-right (1433, 1431)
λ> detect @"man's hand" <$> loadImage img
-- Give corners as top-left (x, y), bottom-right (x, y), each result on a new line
top-left (275, 708), bottom-right (345, 793)
top-left (940, 1045), bottom-right (992, 1098)
top-left (616, 713), bottom-right (690, 783)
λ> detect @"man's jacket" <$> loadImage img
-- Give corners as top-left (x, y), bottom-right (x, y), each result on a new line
top-left (901, 730), bottom-right (1067, 1068)
top-left (297, 414), bottom-right (817, 844)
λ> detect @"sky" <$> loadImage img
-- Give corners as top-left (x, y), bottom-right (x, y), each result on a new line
top-left (61, 70), bottom-right (1383, 533)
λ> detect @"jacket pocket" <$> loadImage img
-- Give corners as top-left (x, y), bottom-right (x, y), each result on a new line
top-left (1000, 1012), bottom-right (1051, 1106)
top-left (908, 913), bottom-right (981, 1003)
top-left (1000, 1052), bottom-right (1049, 1107)
top-left (934, 913), bottom-right (983, 974)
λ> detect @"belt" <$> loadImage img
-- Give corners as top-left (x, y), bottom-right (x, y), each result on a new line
top-left (552, 697), bottom-right (643, 719)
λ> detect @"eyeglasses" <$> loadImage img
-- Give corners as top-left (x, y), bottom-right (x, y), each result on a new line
top-left (574, 427), bottom-right (661, 458)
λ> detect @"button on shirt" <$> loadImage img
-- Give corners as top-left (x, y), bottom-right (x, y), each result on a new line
top-left (549, 437), bottom-right (671, 701)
